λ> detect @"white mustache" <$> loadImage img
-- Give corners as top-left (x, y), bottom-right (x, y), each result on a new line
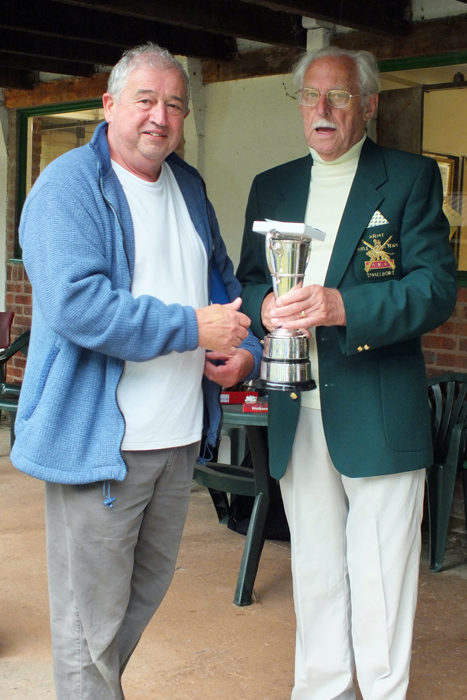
top-left (312, 119), bottom-right (336, 130)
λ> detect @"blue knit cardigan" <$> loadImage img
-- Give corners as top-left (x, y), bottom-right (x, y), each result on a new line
top-left (11, 122), bottom-right (262, 484)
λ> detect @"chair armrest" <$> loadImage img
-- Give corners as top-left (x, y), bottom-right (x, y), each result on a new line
top-left (0, 381), bottom-right (22, 396)
top-left (0, 330), bottom-right (30, 362)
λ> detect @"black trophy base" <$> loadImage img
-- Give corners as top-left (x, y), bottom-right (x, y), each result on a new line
top-left (256, 377), bottom-right (316, 392)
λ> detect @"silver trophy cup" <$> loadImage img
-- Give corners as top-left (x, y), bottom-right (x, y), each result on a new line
top-left (258, 229), bottom-right (316, 392)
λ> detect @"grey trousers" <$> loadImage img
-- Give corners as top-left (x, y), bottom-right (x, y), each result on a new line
top-left (45, 442), bottom-right (199, 700)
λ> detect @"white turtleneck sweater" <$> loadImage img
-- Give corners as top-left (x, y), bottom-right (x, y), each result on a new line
top-left (301, 135), bottom-right (366, 410)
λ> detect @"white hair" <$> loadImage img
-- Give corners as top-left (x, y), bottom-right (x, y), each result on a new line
top-left (292, 46), bottom-right (381, 106)
top-left (107, 42), bottom-right (190, 106)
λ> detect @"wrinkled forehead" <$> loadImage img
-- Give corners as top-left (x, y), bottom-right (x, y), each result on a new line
top-left (123, 65), bottom-right (187, 100)
top-left (303, 56), bottom-right (359, 92)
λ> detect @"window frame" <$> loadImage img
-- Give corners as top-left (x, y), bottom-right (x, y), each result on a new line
top-left (14, 98), bottom-right (103, 260)
top-left (379, 51), bottom-right (467, 287)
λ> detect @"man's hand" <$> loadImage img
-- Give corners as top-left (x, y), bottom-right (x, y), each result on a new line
top-left (261, 291), bottom-right (278, 332)
top-left (270, 285), bottom-right (346, 333)
top-left (195, 297), bottom-right (251, 356)
top-left (203, 348), bottom-right (255, 387)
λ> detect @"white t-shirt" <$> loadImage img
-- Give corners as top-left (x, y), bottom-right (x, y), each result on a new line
top-left (113, 160), bottom-right (208, 450)
top-left (301, 135), bottom-right (365, 410)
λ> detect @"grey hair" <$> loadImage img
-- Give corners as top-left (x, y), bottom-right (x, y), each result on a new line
top-left (107, 42), bottom-right (190, 106)
top-left (292, 46), bottom-right (381, 105)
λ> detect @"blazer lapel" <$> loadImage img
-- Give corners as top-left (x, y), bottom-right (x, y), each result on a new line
top-left (325, 139), bottom-right (388, 289)
top-left (273, 155), bottom-right (312, 223)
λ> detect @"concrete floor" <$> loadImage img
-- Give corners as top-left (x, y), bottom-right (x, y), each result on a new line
top-left (1, 423), bottom-right (467, 700)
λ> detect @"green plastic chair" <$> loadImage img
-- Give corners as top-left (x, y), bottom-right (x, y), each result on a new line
top-left (426, 372), bottom-right (467, 572)
top-left (193, 404), bottom-right (278, 606)
top-left (0, 330), bottom-right (30, 447)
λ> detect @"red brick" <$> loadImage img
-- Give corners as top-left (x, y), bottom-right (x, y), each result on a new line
top-left (457, 287), bottom-right (467, 303)
top-left (422, 335), bottom-right (456, 350)
top-left (8, 364), bottom-right (22, 375)
top-left (13, 316), bottom-right (31, 327)
top-left (14, 294), bottom-right (31, 306)
top-left (423, 350), bottom-right (436, 365)
top-left (460, 339), bottom-right (467, 353)
top-left (425, 366), bottom-right (439, 378)
top-left (438, 322), bottom-right (467, 337)
top-left (436, 353), bottom-right (467, 369)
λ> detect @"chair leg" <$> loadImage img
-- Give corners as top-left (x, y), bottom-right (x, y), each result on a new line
top-left (233, 491), bottom-right (272, 606)
top-left (207, 488), bottom-right (230, 524)
top-left (463, 464), bottom-right (467, 541)
top-left (9, 410), bottom-right (16, 449)
top-left (426, 462), bottom-right (458, 572)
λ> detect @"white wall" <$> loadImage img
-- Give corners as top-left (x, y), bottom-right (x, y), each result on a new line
top-left (199, 74), bottom-right (308, 269)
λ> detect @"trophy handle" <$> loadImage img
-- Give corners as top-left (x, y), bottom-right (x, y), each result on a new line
top-left (305, 238), bottom-right (312, 270)
top-left (266, 230), bottom-right (278, 276)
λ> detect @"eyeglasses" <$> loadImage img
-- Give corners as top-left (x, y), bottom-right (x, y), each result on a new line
top-left (297, 88), bottom-right (361, 109)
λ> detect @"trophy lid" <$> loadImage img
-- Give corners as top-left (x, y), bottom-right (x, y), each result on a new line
top-left (253, 220), bottom-right (326, 242)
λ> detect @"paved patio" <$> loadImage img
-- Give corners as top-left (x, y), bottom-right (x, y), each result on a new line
top-left (1, 423), bottom-right (466, 700)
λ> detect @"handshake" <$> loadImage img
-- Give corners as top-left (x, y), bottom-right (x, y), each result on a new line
top-left (195, 298), bottom-right (254, 388)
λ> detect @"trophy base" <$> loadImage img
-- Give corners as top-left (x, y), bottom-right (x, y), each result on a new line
top-left (257, 377), bottom-right (316, 392)
top-left (259, 356), bottom-right (316, 392)
top-left (259, 329), bottom-right (316, 393)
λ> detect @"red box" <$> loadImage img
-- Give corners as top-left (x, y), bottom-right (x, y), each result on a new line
top-left (220, 391), bottom-right (259, 405)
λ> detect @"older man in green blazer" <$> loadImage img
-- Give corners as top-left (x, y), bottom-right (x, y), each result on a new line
top-left (237, 47), bottom-right (457, 700)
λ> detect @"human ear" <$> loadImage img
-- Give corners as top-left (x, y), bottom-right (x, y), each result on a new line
top-left (102, 93), bottom-right (116, 123)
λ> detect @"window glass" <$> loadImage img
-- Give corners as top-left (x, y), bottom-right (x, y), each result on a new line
top-left (25, 108), bottom-right (104, 196)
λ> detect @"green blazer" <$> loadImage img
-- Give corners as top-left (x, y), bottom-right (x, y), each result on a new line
top-left (237, 138), bottom-right (458, 480)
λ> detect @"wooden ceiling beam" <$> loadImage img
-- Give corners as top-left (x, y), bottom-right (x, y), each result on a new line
top-left (49, 0), bottom-right (306, 49)
top-left (4, 73), bottom-right (109, 109)
top-left (238, 0), bottom-right (410, 35)
top-left (1, 0), bottom-right (236, 61)
top-left (0, 51), bottom-right (95, 78)
top-left (0, 29), bottom-right (123, 67)
top-left (331, 14), bottom-right (467, 62)
top-left (0, 67), bottom-right (36, 90)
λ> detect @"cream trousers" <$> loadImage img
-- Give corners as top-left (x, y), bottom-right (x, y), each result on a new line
top-left (280, 408), bottom-right (425, 700)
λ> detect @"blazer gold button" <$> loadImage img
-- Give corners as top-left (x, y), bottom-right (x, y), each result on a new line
top-left (364, 344), bottom-right (370, 350)
top-left (290, 392), bottom-right (298, 400)
top-left (357, 346), bottom-right (363, 352)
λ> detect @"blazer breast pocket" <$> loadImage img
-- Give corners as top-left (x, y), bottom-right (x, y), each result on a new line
top-left (353, 224), bottom-right (401, 283)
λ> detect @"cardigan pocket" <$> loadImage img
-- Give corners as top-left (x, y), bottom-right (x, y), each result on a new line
top-left (21, 344), bottom-right (60, 422)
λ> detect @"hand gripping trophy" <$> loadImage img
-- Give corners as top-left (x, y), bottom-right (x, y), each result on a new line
top-left (253, 221), bottom-right (325, 392)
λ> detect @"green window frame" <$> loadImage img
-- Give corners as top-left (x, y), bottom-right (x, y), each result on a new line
top-left (14, 98), bottom-right (103, 260)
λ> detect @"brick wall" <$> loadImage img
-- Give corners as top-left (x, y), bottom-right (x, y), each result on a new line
top-left (4, 110), bottom-right (30, 382)
top-left (423, 287), bottom-right (467, 376)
